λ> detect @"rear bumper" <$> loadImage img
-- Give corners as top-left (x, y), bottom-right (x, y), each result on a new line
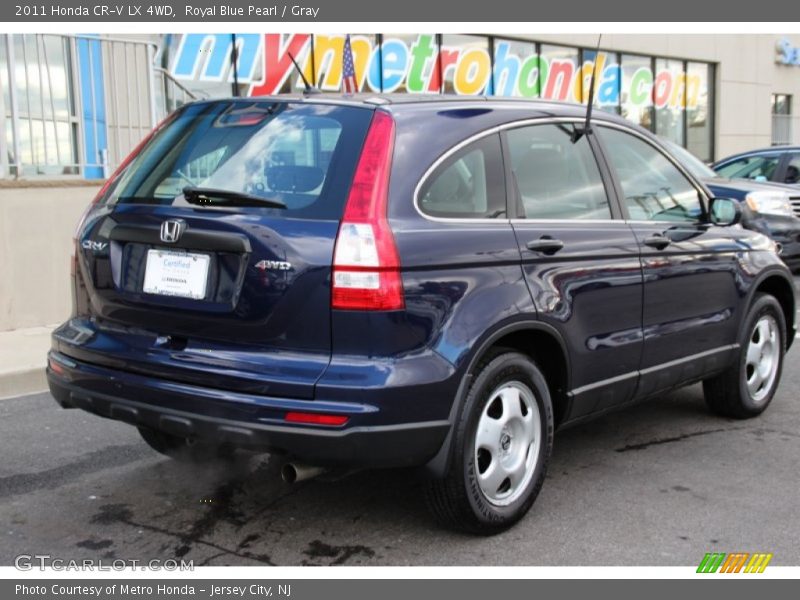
top-left (47, 351), bottom-right (450, 468)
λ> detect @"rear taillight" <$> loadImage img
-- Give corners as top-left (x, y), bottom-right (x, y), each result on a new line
top-left (332, 110), bottom-right (404, 311)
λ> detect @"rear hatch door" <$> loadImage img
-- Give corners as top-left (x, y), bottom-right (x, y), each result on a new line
top-left (69, 100), bottom-right (374, 398)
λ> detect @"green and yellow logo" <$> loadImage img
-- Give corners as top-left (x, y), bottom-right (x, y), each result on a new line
top-left (697, 552), bottom-right (773, 573)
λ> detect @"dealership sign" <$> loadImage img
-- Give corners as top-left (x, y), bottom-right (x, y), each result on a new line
top-left (171, 34), bottom-right (704, 110)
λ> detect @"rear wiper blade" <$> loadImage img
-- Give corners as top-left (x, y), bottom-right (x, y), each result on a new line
top-left (182, 186), bottom-right (287, 209)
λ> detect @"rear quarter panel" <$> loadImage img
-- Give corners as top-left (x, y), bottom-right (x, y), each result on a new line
top-left (323, 105), bottom-right (542, 422)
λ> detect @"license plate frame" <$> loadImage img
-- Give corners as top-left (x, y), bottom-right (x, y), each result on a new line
top-left (142, 249), bottom-right (211, 300)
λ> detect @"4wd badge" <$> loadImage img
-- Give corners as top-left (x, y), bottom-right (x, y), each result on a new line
top-left (255, 259), bottom-right (292, 271)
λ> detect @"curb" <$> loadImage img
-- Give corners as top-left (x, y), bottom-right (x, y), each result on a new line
top-left (0, 366), bottom-right (48, 400)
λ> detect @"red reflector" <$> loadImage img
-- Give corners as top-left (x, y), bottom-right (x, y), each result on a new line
top-left (48, 358), bottom-right (65, 376)
top-left (284, 412), bottom-right (349, 426)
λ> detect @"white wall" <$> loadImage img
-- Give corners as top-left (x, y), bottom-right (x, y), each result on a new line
top-left (0, 184), bottom-right (100, 331)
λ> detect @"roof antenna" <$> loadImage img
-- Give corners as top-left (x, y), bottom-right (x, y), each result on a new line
top-left (287, 52), bottom-right (320, 95)
top-left (572, 34), bottom-right (603, 144)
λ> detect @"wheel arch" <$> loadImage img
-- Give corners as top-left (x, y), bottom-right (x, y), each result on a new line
top-left (423, 318), bottom-right (571, 478)
top-left (749, 269), bottom-right (796, 349)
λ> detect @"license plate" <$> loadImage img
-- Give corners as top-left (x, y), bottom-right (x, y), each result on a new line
top-left (143, 249), bottom-right (210, 300)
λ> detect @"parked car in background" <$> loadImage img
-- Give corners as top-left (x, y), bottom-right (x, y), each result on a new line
top-left (669, 141), bottom-right (800, 271)
top-left (48, 96), bottom-right (796, 534)
top-left (713, 146), bottom-right (800, 187)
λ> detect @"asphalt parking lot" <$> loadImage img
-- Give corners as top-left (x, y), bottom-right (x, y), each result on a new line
top-left (2, 302), bottom-right (800, 567)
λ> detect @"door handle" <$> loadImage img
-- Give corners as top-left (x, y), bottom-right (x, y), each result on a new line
top-left (643, 234), bottom-right (671, 250)
top-left (525, 237), bottom-right (564, 255)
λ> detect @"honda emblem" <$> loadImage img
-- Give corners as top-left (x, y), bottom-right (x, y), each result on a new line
top-left (160, 219), bottom-right (186, 244)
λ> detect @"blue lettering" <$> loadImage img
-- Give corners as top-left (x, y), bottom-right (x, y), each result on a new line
top-left (492, 42), bottom-right (520, 97)
top-left (366, 45), bottom-right (382, 92)
top-left (777, 39), bottom-right (800, 66)
top-left (380, 39), bottom-right (409, 93)
top-left (597, 64), bottom-right (621, 106)
top-left (172, 33), bottom-right (261, 82)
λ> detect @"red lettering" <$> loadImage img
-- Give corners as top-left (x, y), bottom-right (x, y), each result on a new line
top-left (429, 49), bottom-right (459, 92)
top-left (544, 60), bottom-right (574, 101)
top-left (249, 33), bottom-right (311, 96)
top-left (654, 72), bottom-right (672, 108)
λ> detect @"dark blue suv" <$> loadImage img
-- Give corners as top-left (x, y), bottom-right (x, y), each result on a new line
top-left (48, 96), bottom-right (796, 534)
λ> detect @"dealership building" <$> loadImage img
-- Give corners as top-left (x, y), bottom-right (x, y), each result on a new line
top-left (2, 32), bottom-right (800, 181)
top-left (1, 31), bottom-right (800, 356)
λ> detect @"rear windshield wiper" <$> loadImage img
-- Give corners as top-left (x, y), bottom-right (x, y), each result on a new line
top-left (182, 186), bottom-right (287, 209)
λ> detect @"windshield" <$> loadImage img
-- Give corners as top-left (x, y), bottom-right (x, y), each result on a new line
top-left (102, 101), bottom-right (373, 220)
top-left (664, 140), bottom-right (717, 180)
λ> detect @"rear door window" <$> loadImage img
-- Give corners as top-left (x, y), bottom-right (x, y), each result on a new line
top-left (505, 123), bottom-right (612, 220)
top-left (104, 101), bottom-right (373, 220)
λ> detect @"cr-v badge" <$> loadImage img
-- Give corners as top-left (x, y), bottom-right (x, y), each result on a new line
top-left (81, 240), bottom-right (108, 252)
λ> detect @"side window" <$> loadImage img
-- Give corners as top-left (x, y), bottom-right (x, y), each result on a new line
top-left (598, 127), bottom-right (704, 223)
top-left (715, 154), bottom-right (781, 182)
top-left (784, 154), bottom-right (800, 184)
top-left (418, 135), bottom-right (506, 219)
top-left (505, 123), bottom-right (611, 220)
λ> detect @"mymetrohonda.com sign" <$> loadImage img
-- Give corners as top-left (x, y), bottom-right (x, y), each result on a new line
top-left (171, 33), bottom-right (703, 111)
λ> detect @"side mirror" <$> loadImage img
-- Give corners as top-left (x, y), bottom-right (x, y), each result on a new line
top-left (709, 197), bottom-right (742, 227)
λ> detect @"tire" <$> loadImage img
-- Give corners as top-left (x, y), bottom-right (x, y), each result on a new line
top-left (703, 293), bottom-right (786, 419)
top-left (137, 426), bottom-right (236, 463)
top-left (425, 351), bottom-right (554, 535)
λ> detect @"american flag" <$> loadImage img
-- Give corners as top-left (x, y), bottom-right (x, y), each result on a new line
top-left (342, 34), bottom-right (357, 94)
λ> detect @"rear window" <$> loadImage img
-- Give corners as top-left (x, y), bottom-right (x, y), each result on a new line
top-left (102, 101), bottom-right (373, 220)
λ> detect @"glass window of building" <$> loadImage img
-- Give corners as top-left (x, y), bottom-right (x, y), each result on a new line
top-left (686, 62), bottom-right (713, 162)
top-left (381, 34), bottom-right (439, 94)
top-left (1, 33), bottom-right (720, 180)
top-left (620, 54), bottom-right (653, 131)
top-left (771, 93), bottom-right (792, 146)
top-left (539, 45), bottom-right (579, 104)
top-left (492, 39), bottom-right (539, 97)
top-left (1, 34), bottom-right (78, 177)
top-left (581, 50), bottom-right (621, 114)
top-left (772, 93), bottom-right (791, 115)
top-left (654, 58), bottom-right (685, 146)
top-left (440, 35), bottom-right (491, 95)
top-left (312, 34), bottom-right (378, 93)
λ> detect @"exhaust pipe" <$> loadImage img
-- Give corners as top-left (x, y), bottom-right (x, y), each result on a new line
top-left (281, 462), bottom-right (326, 484)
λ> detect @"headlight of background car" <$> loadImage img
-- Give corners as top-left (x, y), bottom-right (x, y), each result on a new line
top-left (745, 191), bottom-right (794, 217)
